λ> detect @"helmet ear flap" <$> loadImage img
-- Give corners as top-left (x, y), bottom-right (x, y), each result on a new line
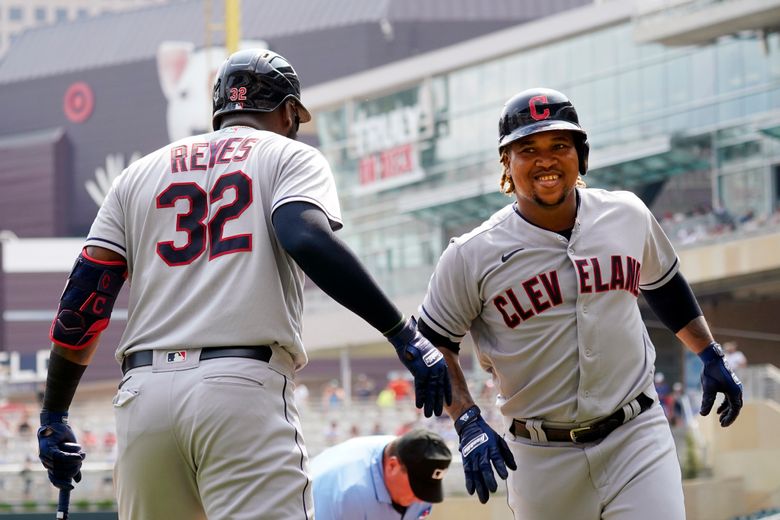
top-left (576, 136), bottom-right (589, 176)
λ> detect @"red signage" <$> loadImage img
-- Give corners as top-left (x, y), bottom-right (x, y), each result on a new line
top-left (358, 144), bottom-right (415, 185)
top-left (63, 81), bottom-right (95, 123)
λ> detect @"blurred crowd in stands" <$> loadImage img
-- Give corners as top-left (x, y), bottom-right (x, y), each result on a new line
top-left (657, 205), bottom-right (780, 246)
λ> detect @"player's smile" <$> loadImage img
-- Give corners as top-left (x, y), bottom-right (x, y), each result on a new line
top-left (533, 171), bottom-right (564, 190)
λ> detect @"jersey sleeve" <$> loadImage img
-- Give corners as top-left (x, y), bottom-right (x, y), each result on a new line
top-left (639, 202), bottom-right (679, 290)
top-left (419, 241), bottom-right (481, 343)
top-left (84, 173), bottom-right (127, 258)
top-left (271, 143), bottom-right (343, 230)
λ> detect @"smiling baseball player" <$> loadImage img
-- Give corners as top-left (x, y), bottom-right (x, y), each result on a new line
top-left (417, 88), bottom-right (743, 519)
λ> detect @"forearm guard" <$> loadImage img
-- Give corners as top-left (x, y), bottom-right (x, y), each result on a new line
top-left (49, 250), bottom-right (127, 349)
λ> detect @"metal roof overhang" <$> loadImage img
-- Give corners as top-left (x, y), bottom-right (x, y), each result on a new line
top-left (587, 135), bottom-right (711, 188)
top-left (398, 170), bottom-right (510, 225)
top-left (759, 123), bottom-right (780, 140)
top-left (633, 0), bottom-right (780, 46)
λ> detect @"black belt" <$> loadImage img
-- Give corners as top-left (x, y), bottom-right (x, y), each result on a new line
top-left (121, 346), bottom-right (273, 375)
top-left (510, 393), bottom-right (655, 443)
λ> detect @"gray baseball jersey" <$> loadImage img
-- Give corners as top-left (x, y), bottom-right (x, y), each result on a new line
top-left (86, 125), bottom-right (342, 370)
top-left (421, 188), bottom-right (677, 424)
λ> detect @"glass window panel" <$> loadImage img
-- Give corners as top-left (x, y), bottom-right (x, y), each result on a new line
top-left (634, 63), bottom-right (666, 138)
top-left (518, 49), bottom-right (544, 91)
top-left (718, 167), bottom-right (768, 219)
top-left (543, 41), bottom-right (570, 87)
top-left (769, 33), bottom-right (780, 79)
top-left (591, 26), bottom-right (620, 75)
top-left (34, 7), bottom-right (46, 21)
top-left (9, 7), bottom-right (23, 21)
top-left (666, 55), bottom-right (691, 108)
top-left (568, 35), bottom-right (593, 82)
top-left (690, 46), bottom-right (716, 100)
top-left (741, 37), bottom-right (767, 87)
top-left (615, 24), bottom-right (639, 67)
top-left (480, 59), bottom-right (505, 107)
top-left (449, 66), bottom-right (482, 115)
top-left (589, 77), bottom-right (618, 128)
top-left (718, 98), bottom-right (742, 122)
top-left (716, 39), bottom-right (743, 94)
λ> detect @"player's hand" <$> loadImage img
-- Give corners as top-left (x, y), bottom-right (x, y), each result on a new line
top-left (386, 316), bottom-right (452, 417)
top-left (698, 342), bottom-right (743, 427)
top-left (455, 405), bottom-right (517, 504)
top-left (38, 411), bottom-right (86, 490)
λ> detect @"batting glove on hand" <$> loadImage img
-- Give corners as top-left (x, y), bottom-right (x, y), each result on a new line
top-left (698, 342), bottom-right (743, 427)
top-left (455, 405), bottom-right (517, 504)
top-left (38, 411), bottom-right (86, 490)
top-left (386, 317), bottom-right (452, 417)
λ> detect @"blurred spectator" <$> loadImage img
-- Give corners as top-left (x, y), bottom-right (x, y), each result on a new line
top-left (669, 382), bottom-right (686, 427)
top-left (104, 430), bottom-right (117, 453)
top-left (480, 378), bottom-right (496, 401)
top-left (353, 373), bottom-right (376, 401)
top-left (324, 420), bottom-right (341, 446)
top-left (322, 380), bottom-right (346, 410)
top-left (723, 341), bottom-right (748, 372)
top-left (370, 422), bottom-right (384, 435)
top-left (82, 429), bottom-right (99, 452)
top-left (348, 424), bottom-right (361, 438)
top-left (712, 203), bottom-right (737, 232)
top-left (654, 372), bottom-right (672, 418)
top-left (376, 386), bottom-right (396, 409)
top-left (387, 371), bottom-right (412, 401)
top-left (294, 382), bottom-right (310, 408)
top-left (17, 412), bottom-right (32, 436)
top-left (21, 455), bottom-right (35, 499)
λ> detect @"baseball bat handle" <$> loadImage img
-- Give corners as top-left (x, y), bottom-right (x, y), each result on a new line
top-left (57, 488), bottom-right (70, 519)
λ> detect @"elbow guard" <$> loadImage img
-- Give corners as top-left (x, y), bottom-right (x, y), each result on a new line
top-left (641, 271), bottom-right (702, 333)
top-left (49, 250), bottom-right (127, 349)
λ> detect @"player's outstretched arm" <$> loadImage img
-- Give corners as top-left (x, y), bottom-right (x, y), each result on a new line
top-left (39, 246), bottom-right (126, 492)
top-left (272, 202), bottom-right (451, 416)
top-left (677, 317), bottom-right (743, 427)
top-left (436, 347), bottom-right (516, 504)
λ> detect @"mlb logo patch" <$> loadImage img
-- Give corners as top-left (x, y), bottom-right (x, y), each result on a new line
top-left (166, 351), bottom-right (187, 363)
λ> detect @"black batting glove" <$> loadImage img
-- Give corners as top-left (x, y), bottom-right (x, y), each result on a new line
top-left (386, 316), bottom-right (452, 417)
top-left (698, 342), bottom-right (743, 427)
top-left (455, 405), bottom-right (517, 504)
top-left (38, 411), bottom-right (86, 490)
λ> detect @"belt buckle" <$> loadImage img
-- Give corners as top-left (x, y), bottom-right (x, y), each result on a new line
top-left (569, 426), bottom-right (592, 443)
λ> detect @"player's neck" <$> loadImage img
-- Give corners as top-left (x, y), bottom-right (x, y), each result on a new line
top-left (515, 189), bottom-right (578, 232)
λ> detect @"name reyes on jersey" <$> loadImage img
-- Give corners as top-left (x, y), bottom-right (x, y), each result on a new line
top-left (169, 137), bottom-right (259, 173)
top-left (493, 254), bottom-right (641, 328)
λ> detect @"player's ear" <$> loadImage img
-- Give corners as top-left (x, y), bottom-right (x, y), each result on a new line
top-left (283, 101), bottom-right (301, 139)
top-left (386, 456), bottom-right (402, 475)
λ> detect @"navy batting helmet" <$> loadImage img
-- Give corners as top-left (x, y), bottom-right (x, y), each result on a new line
top-left (212, 49), bottom-right (311, 129)
top-left (498, 88), bottom-right (589, 175)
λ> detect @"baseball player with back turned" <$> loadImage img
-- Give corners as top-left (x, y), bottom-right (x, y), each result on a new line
top-left (36, 48), bottom-right (450, 520)
top-left (417, 88), bottom-right (744, 519)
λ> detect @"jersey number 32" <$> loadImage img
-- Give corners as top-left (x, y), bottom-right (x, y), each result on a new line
top-left (155, 170), bottom-right (253, 266)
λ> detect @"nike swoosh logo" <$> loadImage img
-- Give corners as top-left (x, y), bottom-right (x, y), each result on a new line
top-left (501, 248), bottom-right (525, 262)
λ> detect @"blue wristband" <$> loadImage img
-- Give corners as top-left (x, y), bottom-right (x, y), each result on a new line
top-left (40, 411), bottom-right (69, 426)
top-left (697, 342), bottom-right (724, 364)
top-left (454, 405), bottom-right (481, 435)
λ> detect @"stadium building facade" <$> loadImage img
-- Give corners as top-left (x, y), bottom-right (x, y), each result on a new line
top-left (298, 0), bottom-right (780, 392)
top-left (1, 0), bottom-right (779, 394)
